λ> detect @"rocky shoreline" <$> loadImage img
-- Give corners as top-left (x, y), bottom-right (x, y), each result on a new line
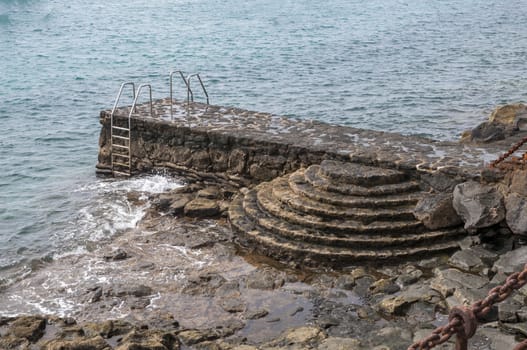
top-left (1, 176), bottom-right (526, 350)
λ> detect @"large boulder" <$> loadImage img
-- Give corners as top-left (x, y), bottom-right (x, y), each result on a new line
top-left (413, 193), bottom-right (462, 229)
top-left (489, 103), bottom-right (527, 126)
top-left (505, 193), bottom-right (527, 235)
top-left (452, 181), bottom-right (505, 231)
top-left (460, 103), bottom-right (527, 143)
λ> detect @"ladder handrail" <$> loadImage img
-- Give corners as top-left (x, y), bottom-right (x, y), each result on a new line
top-left (111, 82), bottom-right (135, 177)
top-left (186, 73), bottom-right (209, 108)
top-left (129, 84), bottom-right (153, 119)
top-left (111, 82), bottom-right (136, 117)
top-left (169, 70), bottom-right (193, 119)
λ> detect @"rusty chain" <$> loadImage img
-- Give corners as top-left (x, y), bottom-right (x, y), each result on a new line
top-left (490, 135), bottom-right (527, 169)
top-left (408, 263), bottom-right (527, 350)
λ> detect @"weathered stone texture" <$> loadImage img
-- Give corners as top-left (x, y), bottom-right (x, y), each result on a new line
top-left (452, 181), bottom-right (505, 231)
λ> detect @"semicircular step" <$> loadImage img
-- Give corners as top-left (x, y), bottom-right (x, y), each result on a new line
top-left (229, 195), bottom-right (461, 266)
top-left (289, 170), bottom-right (422, 208)
top-left (317, 160), bottom-right (409, 187)
top-left (240, 189), bottom-right (465, 248)
top-left (272, 176), bottom-right (416, 221)
top-left (255, 183), bottom-right (424, 234)
top-left (304, 165), bottom-right (421, 196)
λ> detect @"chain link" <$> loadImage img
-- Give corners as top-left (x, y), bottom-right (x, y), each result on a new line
top-left (490, 135), bottom-right (527, 168)
top-left (408, 263), bottom-right (527, 350)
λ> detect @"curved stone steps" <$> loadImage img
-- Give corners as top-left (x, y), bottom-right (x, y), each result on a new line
top-left (254, 185), bottom-right (424, 234)
top-left (289, 171), bottom-right (422, 208)
top-left (271, 177), bottom-right (416, 221)
top-left (240, 190), bottom-right (465, 248)
top-left (304, 165), bottom-right (421, 196)
top-left (229, 196), bottom-right (461, 265)
top-left (317, 160), bottom-right (409, 187)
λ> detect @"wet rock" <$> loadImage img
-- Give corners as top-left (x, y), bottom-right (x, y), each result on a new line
top-left (116, 329), bottom-right (179, 350)
top-left (103, 248), bottom-right (129, 261)
top-left (178, 322), bottom-right (244, 346)
top-left (114, 284), bottom-right (153, 298)
top-left (413, 193), bottom-right (462, 230)
top-left (316, 337), bottom-right (361, 350)
top-left (6, 315), bottom-right (46, 342)
top-left (245, 268), bottom-right (285, 290)
top-left (452, 181), bottom-right (505, 231)
top-left (492, 246), bottom-right (527, 275)
top-left (244, 309), bottom-right (269, 320)
top-left (505, 193), bottom-right (527, 236)
top-left (43, 336), bottom-right (110, 350)
top-left (183, 270), bottom-right (226, 296)
top-left (184, 198), bottom-right (220, 218)
top-left (219, 298), bottom-right (246, 313)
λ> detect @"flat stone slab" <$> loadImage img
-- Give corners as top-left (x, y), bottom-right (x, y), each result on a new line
top-left (317, 160), bottom-right (408, 187)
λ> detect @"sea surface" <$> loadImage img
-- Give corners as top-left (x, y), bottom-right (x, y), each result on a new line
top-left (1, 0), bottom-right (527, 296)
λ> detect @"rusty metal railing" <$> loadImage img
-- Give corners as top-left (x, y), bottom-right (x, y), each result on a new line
top-left (408, 263), bottom-right (527, 350)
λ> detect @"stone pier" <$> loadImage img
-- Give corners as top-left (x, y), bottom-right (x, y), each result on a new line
top-left (97, 99), bottom-right (524, 265)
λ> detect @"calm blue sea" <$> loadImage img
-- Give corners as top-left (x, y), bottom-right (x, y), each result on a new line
top-left (1, 0), bottom-right (527, 288)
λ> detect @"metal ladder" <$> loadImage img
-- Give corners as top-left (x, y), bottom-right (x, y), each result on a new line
top-left (186, 73), bottom-right (209, 108)
top-left (110, 83), bottom-right (153, 177)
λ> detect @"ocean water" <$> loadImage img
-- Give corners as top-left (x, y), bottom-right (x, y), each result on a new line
top-left (1, 0), bottom-right (527, 291)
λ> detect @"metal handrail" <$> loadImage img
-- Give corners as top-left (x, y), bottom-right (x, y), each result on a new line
top-left (186, 73), bottom-right (209, 108)
top-left (169, 70), bottom-right (193, 119)
top-left (128, 84), bottom-right (153, 119)
top-left (111, 82), bottom-right (136, 117)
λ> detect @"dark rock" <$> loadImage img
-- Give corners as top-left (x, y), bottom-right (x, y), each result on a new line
top-left (196, 186), bottom-right (220, 199)
top-left (370, 278), bottom-right (400, 295)
top-left (498, 301), bottom-right (520, 323)
top-left (448, 249), bottom-right (485, 272)
top-left (169, 194), bottom-right (194, 215)
top-left (505, 193), bottom-right (527, 236)
top-left (219, 298), bottom-right (246, 313)
top-left (0, 335), bottom-right (30, 349)
top-left (492, 246), bottom-right (527, 275)
top-left (334, 274), bottom-right (355, 290)
top-left (116, 330), bottom-right (179, 350)
top-left (413, 193), bottom-right (462, 230)
top-left (460, 121), bottom-right (511, 143)
top-left (184, 198), bottom-right (220, 218)
top-left (395, 266), bottom-right (423, 287)
top-left (183, 271), bottom-right (226, 296)
top-left (430, 268), bottom-right (488, 297)
top-left (83, 320), bottom-right (133, 338)
top-left (6, 316), bottom-right (46, 342)
top-left (452, 181), bottom-right (505, 231)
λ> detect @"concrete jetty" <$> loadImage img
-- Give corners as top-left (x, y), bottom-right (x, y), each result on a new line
top-left (96, 99), bottom-right (523, 265)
